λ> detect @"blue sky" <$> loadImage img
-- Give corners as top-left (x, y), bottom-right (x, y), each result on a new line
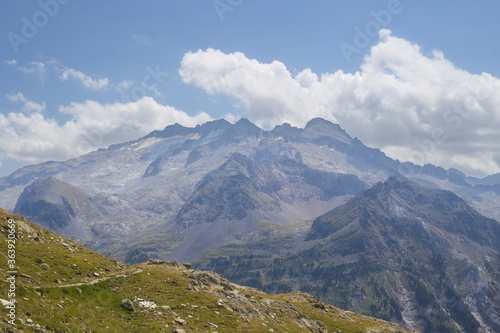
top-left (1, 1), bottom-right (499, 177)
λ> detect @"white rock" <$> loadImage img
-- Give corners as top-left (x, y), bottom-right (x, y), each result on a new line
top-left (138, 300), bottom-right (158, 309)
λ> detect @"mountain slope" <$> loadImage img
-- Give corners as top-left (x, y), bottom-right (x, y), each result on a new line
top-left (197, 177), bottom-right (500, 333)
top-left (166, 141), bottom-right (367, 261)
top-left (0, 209), bottom-right (409, 333)
top-left (1, 117), bottom-right (500, 264)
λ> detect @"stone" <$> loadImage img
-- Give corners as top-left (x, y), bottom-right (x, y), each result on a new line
top-left (138, 300), bottom-right (158, 309)
top-left (121, 299), bottom-right (135, 312)
top-left (174, 318), bottom-right (187, 326)
top-left (146, 259), bottom-right (166, 265)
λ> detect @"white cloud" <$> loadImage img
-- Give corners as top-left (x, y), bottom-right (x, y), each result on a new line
top-left (58, 67), bottom-right (110, 90)
top-left (5, 59), bottom-right (17, 66)
top-left (7, 92), bottom-right (28, 103)
top-left (0, 97), bottom-right (212, 165)
top-left (17, 61), bottom-right (48, 81)
top-left (13, 58), bottom-right (118, 90)
top-left (13, 58), bottom-right (163, 97)
top-left (115, 80), bottom-right (134, 93)
top-left (179, 30), bottom-right (500, 177)
top-left (7, 92), bottom-right (46, 113)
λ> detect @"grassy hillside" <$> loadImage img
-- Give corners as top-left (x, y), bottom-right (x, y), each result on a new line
top-left (0, 208), bottom-right (410, 332)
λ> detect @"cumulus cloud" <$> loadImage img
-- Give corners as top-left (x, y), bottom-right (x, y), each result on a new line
top-left (0, 97), bottom-right (212, 165)
top-left (179, 30), bottom-right (500, 176)
top-left (7, 92), bottom-right (46, 113)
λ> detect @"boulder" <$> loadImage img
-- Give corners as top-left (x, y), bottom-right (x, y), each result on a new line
top-left (121, 299), bottom-right (135, 312)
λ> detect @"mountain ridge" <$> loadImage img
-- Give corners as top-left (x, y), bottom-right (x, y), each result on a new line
top-left (197, 176), bottom-right (500, 333)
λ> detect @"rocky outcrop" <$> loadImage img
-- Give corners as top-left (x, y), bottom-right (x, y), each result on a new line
top-left (184, 267), bottom-right (338, 332)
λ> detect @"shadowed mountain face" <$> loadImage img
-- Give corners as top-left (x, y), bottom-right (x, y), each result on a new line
top-left (14, 177), bottom-right (93, 239)
top-left (198, 176), bottom-right (500, 333)
top-left (304, 177), bottom-right (500, 333)
top-left (12, 176), bottom-right (140, 250)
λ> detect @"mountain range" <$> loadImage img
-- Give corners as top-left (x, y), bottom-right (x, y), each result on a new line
top-left (1, 117), bottom-right (500, 332)
top-left (0, 208), bottom-right (410, 332)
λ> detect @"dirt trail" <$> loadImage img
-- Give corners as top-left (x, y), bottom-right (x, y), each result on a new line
top-left (36, 268), bottom-right (143, 289)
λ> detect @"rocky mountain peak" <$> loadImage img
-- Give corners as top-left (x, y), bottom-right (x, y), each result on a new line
top-left (207, 118), bottom-right (263, 146)
top-left (13, 177), bottom-right (92, 237)
top-left (447, 167), bottom-right (468, 186)
top-left (233, 118), bottom-right (263, 135)
top-left (309, 175), bottom-right (500, 244)
top-left (304, 117), bottom-right (352, 143)
top-left (195, 118), bottom-right (232, 137)
top-left (146, 122), bottom-right (195, 139)
top-left (271, 122), bottom-right (303, 138)
top-left (15, 176), bottom-right (88, 203)
top-left (365, 175), bottom-right (412, 196)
